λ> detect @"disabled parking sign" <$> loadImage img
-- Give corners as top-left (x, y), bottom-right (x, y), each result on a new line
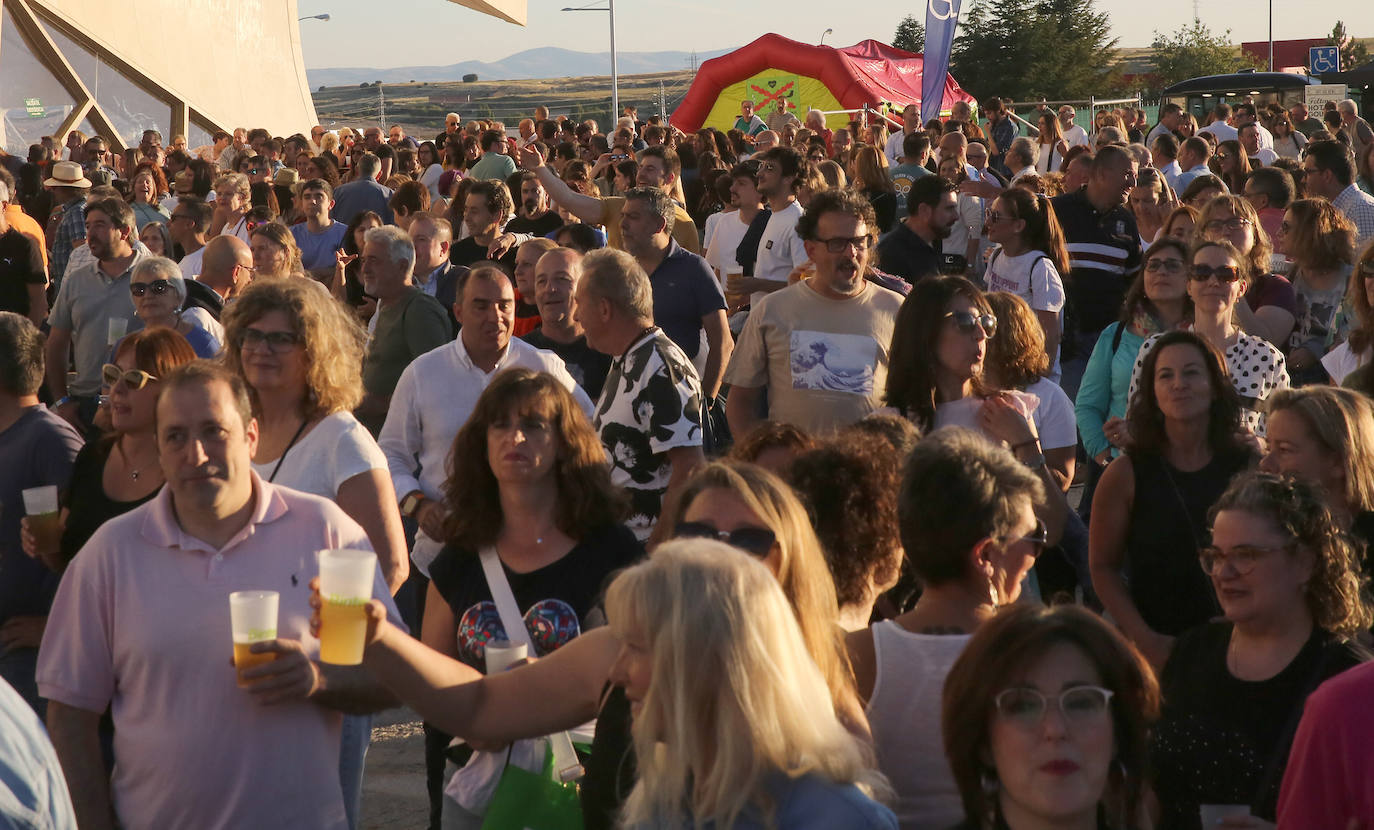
top-left (1310, 45), bottom-right (1339, 74)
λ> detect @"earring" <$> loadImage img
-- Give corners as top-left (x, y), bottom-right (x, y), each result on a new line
top-left (980, 770), bottom-right (1000, 830)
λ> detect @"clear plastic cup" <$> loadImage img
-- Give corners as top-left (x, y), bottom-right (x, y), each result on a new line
top-left (107, 317), bottom-right (128, 346)
top-left (317, 549), bottom-right (377, 665)
top-left (229, 590), bottom-right (279, 687)
top-left (21, 485), bottom-right (58, 515)
top-left (21, 486), bottom-right (61, 553)
top-left (1199, 805), bottom-right (1250, 825)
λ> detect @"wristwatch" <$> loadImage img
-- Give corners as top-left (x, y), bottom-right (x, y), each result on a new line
top-left (400, 492), bottom-right (426, 519)
top-left (1022, 452), bottom-right (1047, 471)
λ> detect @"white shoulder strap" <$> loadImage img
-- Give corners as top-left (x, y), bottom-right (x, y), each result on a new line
top-left (479, 547), bottom-right (585, 782)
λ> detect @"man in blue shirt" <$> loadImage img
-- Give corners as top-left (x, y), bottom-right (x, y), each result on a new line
top-left (330, 154), bottom-right (394, 225)
top-left (290, 178), bottom-right (349, 282)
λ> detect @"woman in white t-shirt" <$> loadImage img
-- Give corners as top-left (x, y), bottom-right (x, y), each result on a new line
top-left (981, 188), bottom-right (1068, 378)
top-left (221, 277), bottom-right (409, 830)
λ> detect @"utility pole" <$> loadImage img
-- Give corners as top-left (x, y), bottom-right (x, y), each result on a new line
top-left (378, 84), bottom-right (386, 129)
top-left (659, 81), bottom-right (666, 119)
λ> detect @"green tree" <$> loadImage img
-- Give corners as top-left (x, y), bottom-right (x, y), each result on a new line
top-left (1147, 20), bottom-right (1261, 98)
top-left (949, 0), bottom-right (1118, 101)
top-left (893, 15), bottom-right (925, 54)
top-left (1327, 21), bottom-right (1370, 71)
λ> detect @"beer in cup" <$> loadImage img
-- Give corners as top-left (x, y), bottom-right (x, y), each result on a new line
top-left (21, 486), bottom-right (62, 554)
top-left (229, 590), bottom-right (279, 687)
top-left (724, 266), bottom-right (745, 310)
top-left (317, 549), bottom-right (377, 665)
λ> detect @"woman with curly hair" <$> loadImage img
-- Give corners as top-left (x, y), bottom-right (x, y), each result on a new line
top-left (1273, 198), bottom-right (1358, 383)
top-left (1151, 471), bottom-right (1372, 827)
top-left (248, 221), bottom-right (307, 281)
top-left (729, 419), bottom-right (815, 474)
top-left (787, 436), bottom-right (904, 630)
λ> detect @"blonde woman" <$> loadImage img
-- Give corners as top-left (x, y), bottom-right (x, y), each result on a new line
top-left (317, 459), bottom-right (868, 830)
top-left (249, 221), bottom-right (307, 281)
top-left (211, 172), bottom-right (253, 241)
top-left (607, 540), bottom-right (896, 829)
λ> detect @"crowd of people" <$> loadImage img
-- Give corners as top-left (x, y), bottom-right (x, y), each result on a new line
top-left (2, 88), bottom-right (1374, 830)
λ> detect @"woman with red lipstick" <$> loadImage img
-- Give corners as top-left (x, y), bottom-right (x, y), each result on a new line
top-left (942, 604), bottom-right (1159, 830)
top-left (1091, 330), bottom-right (1257, 672)
top-left (1150, 472), bottom-right (1371, 829)
top-left (21, 327), bottom-right (195, 570)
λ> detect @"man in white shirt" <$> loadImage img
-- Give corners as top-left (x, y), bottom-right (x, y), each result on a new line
top-left (735, 147), bottom-right (809, 302)
top-left (1233, 102), bottom-right (1274, 150)
top-left (1005, 138), bottom-right (1039, 183)
top-left (1199, 102), bottom-right (1238, 143)
top-left (1058, 106), bottom-right (1091, 148)
top-left (704, 160), bottom-right (764, 280)
top-left (883, 104), bottom-right (923, 168)
top-left (169, 197), bottom-right (212, 280)
top-left (1240, 123), bottom-right (1278, 167)
top-left (380, 267), bottom-right (591, 575)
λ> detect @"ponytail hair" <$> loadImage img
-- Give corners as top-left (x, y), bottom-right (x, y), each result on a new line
top-left (998, 188), bottom-right (1070, 276)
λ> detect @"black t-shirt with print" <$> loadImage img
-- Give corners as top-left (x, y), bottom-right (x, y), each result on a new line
top-left (428, 523), bottom-right (642, 671)
top-left (521, 327), bottom-right (611, 401)
top-left (0, 227), bottom-right (45, 316)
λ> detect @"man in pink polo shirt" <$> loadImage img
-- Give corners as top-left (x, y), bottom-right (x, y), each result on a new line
top-left (37, 362), bottom-right (404, 830)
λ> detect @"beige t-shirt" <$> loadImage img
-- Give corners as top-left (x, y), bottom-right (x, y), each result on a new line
top-left (725, 278), bottom-right (904, 433)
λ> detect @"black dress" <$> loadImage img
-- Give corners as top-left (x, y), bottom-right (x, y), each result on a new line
top-left (60, 439), bottom-right (160, 563)
top-left (1124, 446), bottom-right (1254, 636)
top-left (1151, 622), bottom-right (1369, 828)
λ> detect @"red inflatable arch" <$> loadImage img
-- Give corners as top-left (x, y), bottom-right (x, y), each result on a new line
top-left (671, 33), bottom-right (976, 134)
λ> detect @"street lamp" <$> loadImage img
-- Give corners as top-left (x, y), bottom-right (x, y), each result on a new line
top-left (299, 13), bottom-right (330, 21)
top-left (561, 1), bottom-right (618, 123)
top-left (820, 28), bottom-right (833, 45)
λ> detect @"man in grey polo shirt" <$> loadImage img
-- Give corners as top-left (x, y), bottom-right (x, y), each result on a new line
top-left (45, 197), bottom-right (145, 432)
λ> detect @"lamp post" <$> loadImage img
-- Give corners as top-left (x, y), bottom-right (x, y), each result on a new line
top-left (820, 28), bottom-right (833, 45)
top-left (298, 13), bottom-right (330, 21)
top-left (561, 2), bottom-right (618, 123)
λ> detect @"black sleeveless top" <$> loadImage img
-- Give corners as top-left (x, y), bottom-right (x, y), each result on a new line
top-left (580, 684), bottom-right (636, 830)
top-left (60, 439), bottom-right (160, 563)
top-left (1124, 446), bottom-right (1254, 636)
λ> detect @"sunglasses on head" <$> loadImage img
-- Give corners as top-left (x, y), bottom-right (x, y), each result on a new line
top-left (944, 309), bottom-right (998, 337)
top-left (673, 521), bottom-right (777, 558)
top-left (130, 279), bottom-right (173, 297)
top-left (102, 363), bottom-right (158, 391)
top-left (1190, 264), bottom-right (1242, 282)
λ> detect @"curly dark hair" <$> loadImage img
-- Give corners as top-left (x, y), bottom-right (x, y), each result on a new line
top-left (786, 437), bottom-right (903, 609)
top-left (729, 421), bottom-right (815, 467)
top-left (839, 413), bottom-right (922, 457)
top-left (441, 368), bottom-right (626, 548)
top-left (1125, 330), bottom-right (1244, 457)
top-left (795, 187), bottom-right (878, 241)
top-left (1210, 471), bottom-right (1373, 637)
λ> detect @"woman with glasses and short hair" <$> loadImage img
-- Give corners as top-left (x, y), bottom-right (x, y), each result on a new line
top-left (124, 256), bottom-right (218, 357)
top-left (846, 427), bottom-right (1048, 830)
top-left (1128, 240), bottom-right (1289, 437)
top-left (941, 603), bottom-right (1160, 830)
top-left (20, 328), bottom-right (195, 571)
top-left (1092, 330), bottom-right (1259, 672)
top-left (1151, 471), bottom-right (1372, 828)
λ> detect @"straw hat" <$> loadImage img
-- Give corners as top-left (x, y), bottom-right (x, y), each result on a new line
top-left (44, 160), bottom-right (92, 188)
top-left (273, 167), bottom-right (299, 187)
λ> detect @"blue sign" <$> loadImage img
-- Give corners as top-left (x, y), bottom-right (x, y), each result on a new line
top-left (1310, 45), bottom-right (1339, 74)
top-left (922, 0), bottom-right (963, 125)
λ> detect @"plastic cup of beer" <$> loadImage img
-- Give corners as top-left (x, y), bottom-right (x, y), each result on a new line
top-left (22, 486), bottom-right (62, 553)
top-left (484, 639), bottom-right (528, 674)
top-left (317, 549), bottom-right (377, 665)
top-left (724, 266), bottom-right (745, 309)
top-left (229, 590), bottom-right (279, 688)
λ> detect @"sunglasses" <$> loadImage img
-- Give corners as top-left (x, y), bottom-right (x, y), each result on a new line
top-left (984, 210), bottom-right (1012, 224)
top-left (1190, 264), bottom-right (1243, 282)
top-left (102, 363), bottom-right (158, 391)
top-left (1004, 518), bottom-right (1049, 557)
top-left (673, 521), bottom-right (777, 558)
top-left (130, 279), bottom-right (173, 297)
top-left (944, 309), bottom-right (998, 337)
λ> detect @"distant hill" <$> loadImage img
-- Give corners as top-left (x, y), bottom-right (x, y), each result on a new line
top-left (307, 46), bottom-right (734, 88)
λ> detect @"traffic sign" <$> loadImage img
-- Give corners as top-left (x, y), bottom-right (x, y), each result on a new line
top-left (1310, 45), bottom-right (1339, 74)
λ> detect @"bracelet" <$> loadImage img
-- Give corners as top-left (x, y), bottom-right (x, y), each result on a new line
top-left (1011, 437), bottom-right (1041, 452)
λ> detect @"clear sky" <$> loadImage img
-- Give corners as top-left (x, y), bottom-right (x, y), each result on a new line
top-left (298, 0), bottom-right (1366, 70)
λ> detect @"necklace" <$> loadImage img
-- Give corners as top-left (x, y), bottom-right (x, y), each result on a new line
top-left (119, 437), bottom-right (157, 482)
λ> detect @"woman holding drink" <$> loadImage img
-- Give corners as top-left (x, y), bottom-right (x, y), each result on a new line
top-left (22, 328), bottom-right (195, 570)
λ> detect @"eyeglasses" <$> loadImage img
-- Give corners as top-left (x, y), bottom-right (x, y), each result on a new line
top-left (984, 210), bottom-right (1013, 224)
top-left (1001, 518), bottom-right (1048, 557)
top-left (169, 213), bottom-right (194, 222)
top-left (102, 363), bottom-right (159, 391)
top-left (1204, 218), bottom-right (1252, 233)
top-left (944, 309), bottom-right (998, 337)
top-left (1199, 544), bottom-right (1286, 576)
top-left (130, 279), bottom-right (173, 297)
top-left (1190, 264), bottom-right (1243, 282)
top-left (814, 235), bottom-right (874, 253)
top-left (1359, 261), bottom-right (1374, 276)
top-left (1216, 152), bottom-right (1232, 160)
top-left (236, 328), bottom-right (301, 353)
top-left (1145, 258), bottom-right (1185, 274)
top-left (673, 521), bottom-right (777, 558)
top-left (993, 686), bottom-right (1115, 729)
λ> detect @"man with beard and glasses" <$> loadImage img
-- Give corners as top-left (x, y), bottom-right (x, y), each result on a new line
top-left (504, 170), bottom-right (563, 237)
top-left (877, 176), bottom-right (960, 285)
top-left (725, 188), bottom-right (903, 438)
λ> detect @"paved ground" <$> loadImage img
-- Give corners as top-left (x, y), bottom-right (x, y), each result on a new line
top-left (360, 707), bottom-right (430, 830)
